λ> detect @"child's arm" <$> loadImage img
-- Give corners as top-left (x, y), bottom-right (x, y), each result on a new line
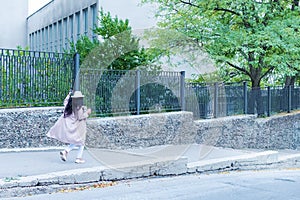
top-left (77, 106), bottom-right (92, 120)
top-left (63, 92), bottom-right (72, 107)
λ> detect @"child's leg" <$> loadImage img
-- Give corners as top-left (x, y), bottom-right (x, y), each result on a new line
top-left (76, 145), bottom-right (84, 159)
top-left (65, 144), bottom-right (76, 153)
top-left (60, 144), bottom-right (76, 162)
top-left (75, 145), bottom-right (85, 164)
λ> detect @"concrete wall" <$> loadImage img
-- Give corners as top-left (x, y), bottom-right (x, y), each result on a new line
top-left (99, 0), bottom-right (157, 31)
top-left (0, 107), bottom-right (299, 150)
top-left (0, 0), bottom-right (28, 48)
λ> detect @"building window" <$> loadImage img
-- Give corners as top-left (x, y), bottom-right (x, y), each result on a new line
top-left (91, 4), bottom-right (97, 40)
top-left (53, 22), bottom-right (57, 51)
top-left (58, 20), bottom-right (63, 52)
top-left (37, 31), bottom-right (40, 50)
top-left (41, 28), bottom-right (45, 51)
top-left (83, 8), bottom-right (88, 36)
top-left (69, 15), bottom-right (74, 44)
top-left (49, 25), bottom-right (53, 51)
top-left (45, 26), bottom-right (49, 51)
top-left (75, 11), bottom-right (81, 40)
top-left (63, 18), bottom-right (68, 50)
top-left (34, 31), bottom-right (38, 50)
top-left (29, 33), bottom-right (33, 50)
top-left (30, 33), bottom-right (33, 50)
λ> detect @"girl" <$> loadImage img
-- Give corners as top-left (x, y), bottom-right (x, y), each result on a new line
top-left (47, 91), bottom-right (91, 164)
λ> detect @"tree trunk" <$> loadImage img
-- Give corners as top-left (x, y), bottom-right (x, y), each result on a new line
top-left (284, 76), bottom-right (296, 87)
top-left (292, 0), bottom-right (299, 10)
top-left (248, 69), bottom-right (265, 116)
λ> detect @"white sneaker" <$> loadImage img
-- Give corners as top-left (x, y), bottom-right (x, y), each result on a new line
top-left (75, 158), bottom-right (85, 164)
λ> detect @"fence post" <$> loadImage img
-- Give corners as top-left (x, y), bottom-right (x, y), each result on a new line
top-left (288, 85), bottom-right (292, 113)
top-left (267, 86), bottom-right (271, 117)
top-left (243, 81), bottom-right (248, 114)
top-left (135, 70), bottom-right (141, 115)
top-left (0, 50), bottom-right (2, 99)
top-left (180, 71), bottom-right (186, 111)
top-left (73, 53), bottom-right (80, 91)
top-left (214, 82), bottom-right (218, 118)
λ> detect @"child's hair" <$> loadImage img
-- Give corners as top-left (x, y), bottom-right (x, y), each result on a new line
top-left (64, 97), bottom-right (73, 117)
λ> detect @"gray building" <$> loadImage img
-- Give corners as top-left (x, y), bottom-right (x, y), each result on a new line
top-left (27, 0), bottom-right (99, 52)
top-left (0, 0), bottom-right (28, 49)
top-left (0, 0), bottom-right (156, 52)
top-left (27, 0), bottom-right (157, 52)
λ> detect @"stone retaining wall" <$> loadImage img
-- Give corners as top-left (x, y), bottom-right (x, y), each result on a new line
top-left (86, 112), bottom-right (196, 149)
top-left (0, 107), bottom-right (299, 149)
top-left (194, 112), bottom-right (300, 149)
top-left (0, 107), bottom-right (65, 148)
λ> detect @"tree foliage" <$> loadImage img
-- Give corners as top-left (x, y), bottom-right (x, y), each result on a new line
top-left (68, 9), bottom-right (163, 71)
top-left (142, 0), bottom-right (300, 87)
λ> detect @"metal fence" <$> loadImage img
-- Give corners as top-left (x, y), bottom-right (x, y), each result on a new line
top-left (0, 48), bottom-right (74, 108)
top-left (80, 69), bottom-right (184, 117)
top-left (1, 48), bottom-right (299, 118)
top-left (80, 68), bottom-right (300, 118)
top-left (185, 82), bottom-right (300, 119)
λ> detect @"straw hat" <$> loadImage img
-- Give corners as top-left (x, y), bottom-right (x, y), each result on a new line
top-left (71, 91), bottom-right (84, 98)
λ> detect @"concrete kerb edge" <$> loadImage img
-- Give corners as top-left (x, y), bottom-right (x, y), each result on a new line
top-left (0, 157), bottom-right (187, 190)
top-left (1, 150), bottom-right (293, 189)
top-left (0, 147), bottom-right (65, 153)
top-left (187, 150), bottom-right (279, 173)
top-left (278, 153), bottom-right (300, 163)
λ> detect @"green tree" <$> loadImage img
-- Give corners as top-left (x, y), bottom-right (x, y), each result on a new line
top-left (68, 9), bottom-right (163, 71)
top-left (142, 0), bottom-right (300, 115)
top-left (67, 9), bottom-right (166, 116)
top-left (142, 0), bottom-right (300, 86)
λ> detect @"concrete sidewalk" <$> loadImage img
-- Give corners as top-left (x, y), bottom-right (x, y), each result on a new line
top-left (1, 144), bottom-right (300, 198)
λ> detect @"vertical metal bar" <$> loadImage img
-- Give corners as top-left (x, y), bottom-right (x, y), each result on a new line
top-left (13, 50), bottom-right (16, 102)
top-left (267, 86), bottom-right (271, 117)
top-left (56, 54), bottom-right (60, 100)
top-left (135, 70), bottom-right (140, 115)
top-left (24, 54), bottom-right (27, 102)
top-left (243, 81), bottom-right (248, 114)
top-left (29, 52), bottom-right (33, 103)
top-left (73, 53), bottom-right (80, 91)
top-left (10, 50), bottom-right (13, 102)
top-left (17, 50), bottom-right (20, 103)
top-left (288, 85), bottom-right (292, 113)
top-left (34, 51), bottom-right (37, 103)
top-left (44, 53), bottom-right (48, 101)
top-left (214, 82), bottom-right (218, 118)
top-left (180, 71), bottom-right (186, 111)
top-left (0, 49), bottom-right (2, 100)
top-left (40, 52), bottom-right (43, 102)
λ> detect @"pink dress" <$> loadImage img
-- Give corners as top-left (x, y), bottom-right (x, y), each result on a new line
top-left (46, 95), bottom-right (89, 146)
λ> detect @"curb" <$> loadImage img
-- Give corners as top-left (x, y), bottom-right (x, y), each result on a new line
top-left (187, 150), bottom-right (278, 173)
top-left (1, 150), bottom-right (297, 190)
top-left (0, 157), bottom-right (187, 190)
top-left (1, 149), bottom-right (300, 198)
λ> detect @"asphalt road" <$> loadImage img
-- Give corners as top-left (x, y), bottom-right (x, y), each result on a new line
top-left (6, 169), bottom-right (300, 200)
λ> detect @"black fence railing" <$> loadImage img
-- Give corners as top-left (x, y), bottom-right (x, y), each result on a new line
top-left (0, 48), bottom-right (74, 108)
top-left (1, 49), bottom-right (299, 119)
top-left (80, 69), bottom-right (184, 117)
top-left (185, 82), bottom-right (300, 119)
